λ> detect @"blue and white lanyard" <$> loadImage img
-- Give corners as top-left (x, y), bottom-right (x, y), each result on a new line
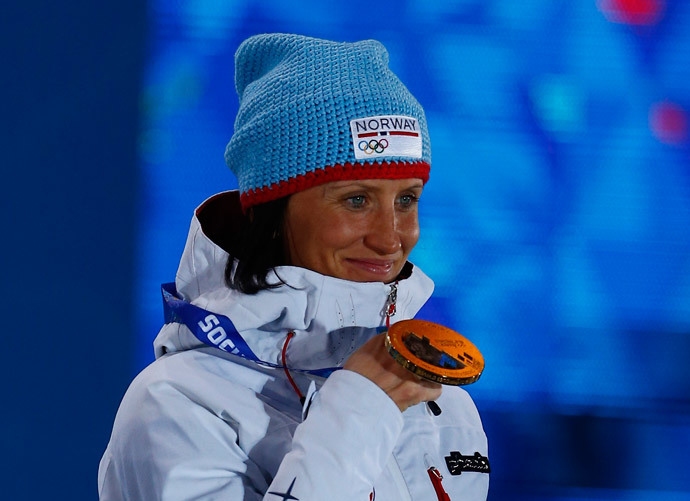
top-left (161, 282), bottom-right (338, 378)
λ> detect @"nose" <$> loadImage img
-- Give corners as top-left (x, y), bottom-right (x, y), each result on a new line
top-left (363, 205), bottom-right (402, 255)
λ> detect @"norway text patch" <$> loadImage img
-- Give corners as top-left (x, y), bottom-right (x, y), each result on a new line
top-left (350, 115), bottom-right (422, 160)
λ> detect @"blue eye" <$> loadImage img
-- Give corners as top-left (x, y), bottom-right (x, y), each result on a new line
top-left (398, 194), bottom-right (419, 208)
top-left (347, 195), bottom-right (366, 208)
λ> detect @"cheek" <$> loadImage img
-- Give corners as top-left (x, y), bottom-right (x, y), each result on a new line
top-left (317, 212), bottom-right (365, 250)
top-left (289, 209), bottom-right (365, 267)
top-left (400, 213), bottom-right (420, 252)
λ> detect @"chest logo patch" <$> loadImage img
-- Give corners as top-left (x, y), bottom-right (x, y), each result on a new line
top-left (444, 451), bottom-right (491, 475)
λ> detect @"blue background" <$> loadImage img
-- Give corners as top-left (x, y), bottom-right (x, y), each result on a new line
top-left (3, 0), bottom-right (689, 499)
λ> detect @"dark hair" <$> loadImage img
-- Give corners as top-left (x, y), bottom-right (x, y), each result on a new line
top-left (224, 196), bottom-right (289, 294)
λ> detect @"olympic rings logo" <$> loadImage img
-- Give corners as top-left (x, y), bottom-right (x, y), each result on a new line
top-left (358, 138), bottom-right (389, 154)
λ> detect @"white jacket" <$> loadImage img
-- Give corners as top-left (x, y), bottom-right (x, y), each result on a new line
top-left (99, 192), bottom-right (489, 500)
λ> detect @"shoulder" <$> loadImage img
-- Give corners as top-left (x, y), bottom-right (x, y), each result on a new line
top-left (109, 349), bottom-right (299, 457)
top-left (439, 386), bottom-right (483, 426)
top-left (431, 386), bottom-right (486, 447)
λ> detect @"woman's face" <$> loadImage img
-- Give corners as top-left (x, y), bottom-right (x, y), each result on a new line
top-left (283, 178), bottom-right (423, 283)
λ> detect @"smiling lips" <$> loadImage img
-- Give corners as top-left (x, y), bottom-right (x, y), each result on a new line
top-left (345, 258), bottom-right (397, 278)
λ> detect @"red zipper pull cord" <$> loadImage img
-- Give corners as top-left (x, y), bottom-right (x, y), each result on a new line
top-left (427, 466), bottom-right (451, 501)
top-left (281, 331), bottom-right (305, 405)
top-left (385, 281), bottom-right (398, 329)
top-left (386, 303), bottom-right (394, 329)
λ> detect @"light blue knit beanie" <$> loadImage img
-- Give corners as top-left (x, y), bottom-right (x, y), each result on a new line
top-left (225, 33), bottom-right (431, 210)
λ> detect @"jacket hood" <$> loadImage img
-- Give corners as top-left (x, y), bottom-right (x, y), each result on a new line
top-left (153, 191), bottom-right (435, 372)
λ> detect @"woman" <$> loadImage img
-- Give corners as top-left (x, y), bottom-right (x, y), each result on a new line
top-left (99, 33), bottom-right (489, 500)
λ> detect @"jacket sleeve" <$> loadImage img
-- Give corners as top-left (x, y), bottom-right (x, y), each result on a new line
top-left (98, 368), bottom-right (403, 501)
top-left (261, 369), bottom-right (404, 500)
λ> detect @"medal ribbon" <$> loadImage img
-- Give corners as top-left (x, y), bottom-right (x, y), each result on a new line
top-left (161, 282), bottom-right (339, 378)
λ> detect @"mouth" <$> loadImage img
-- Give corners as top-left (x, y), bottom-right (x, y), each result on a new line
top-left (344, 258), bottom-right (397, 279)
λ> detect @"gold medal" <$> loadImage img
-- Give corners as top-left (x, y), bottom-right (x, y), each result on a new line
top-left (384, 319), bottom-right (484, 386)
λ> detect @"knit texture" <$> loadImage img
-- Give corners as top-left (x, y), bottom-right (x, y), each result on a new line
top-left (225, 33), bottom-right (431, 209)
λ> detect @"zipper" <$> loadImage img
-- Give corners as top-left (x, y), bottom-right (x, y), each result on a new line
top-left (385, 454), bottom-right (452, 501)
top-left (385, 281), bottom-right (398, 328)
top-left (427, 466), bottom-right (451, 501)
top-left (425, 454), bottom-right (451, 501)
